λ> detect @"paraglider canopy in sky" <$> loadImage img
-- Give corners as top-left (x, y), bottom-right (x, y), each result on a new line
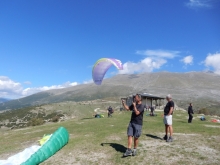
top-left (92, 58), bottom-right (123, 85)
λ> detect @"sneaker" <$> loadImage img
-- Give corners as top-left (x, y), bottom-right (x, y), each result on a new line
top-left (123, 149), bottom-right (132, 157)
top-left (166, 136), bottom-right (173, 142)
top-left (163, 135), bottom-right (168, 140)
top-left (132, 149), bottom-right (137, 156)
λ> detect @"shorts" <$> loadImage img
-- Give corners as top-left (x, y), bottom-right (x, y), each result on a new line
top-left (164, 115), bottom-right (172, 125)
top-left (127, 122), bottom-right (142, 138)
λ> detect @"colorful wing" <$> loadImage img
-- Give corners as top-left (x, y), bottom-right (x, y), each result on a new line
top-left (92, 58), bottom-right (123, 85)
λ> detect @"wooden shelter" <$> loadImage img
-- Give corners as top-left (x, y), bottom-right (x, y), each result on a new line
top-left (122, 93), bottom-right (165, 109)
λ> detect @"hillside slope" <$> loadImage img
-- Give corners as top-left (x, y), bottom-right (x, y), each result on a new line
top-left (1, 72), bottom-right (220, 112)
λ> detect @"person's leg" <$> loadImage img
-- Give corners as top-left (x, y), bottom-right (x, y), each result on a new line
top-left (132, 124), bottom-right (142, 156)
top-left (165, 125), bottom-right (169, 135)
top-left (124, 123), bottom-right (133, 157)
top-left (167, 115), bottom-right (173, 142)
top-left (134, 137), bottom-right (139, 149)
top-left (169, 125), bottom-right (173, 137)
top-left (166, 125), bottom-right (173, 142)
top-left (190, 114), bottom-right (193, 123)
top-left (133, 123), bottom-right (142, 148)
top-left (123, 136), bottom-right (133, 157)
top-left (128, 136), bottom-right (133, 149)
top-left (164, 116), bottom-right (168, 135)
top-left (169, 115), bottom-right (173, 136)
top-left (188, 114), bottom-right (190, 123)
top-left (132, 137), bottom-right (139, 156)
top-left (127, 123), bottom-right (133, 149)
top-left (163, 116), bottom-right (168, 140)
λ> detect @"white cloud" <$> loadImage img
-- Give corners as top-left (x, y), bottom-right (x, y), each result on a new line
top-left (22, 81), bottom-right (78, 96)
top-left (118, 49), bottom-right (180, 74)
top-left (186, 0), bottom-right (212, 8)
top-left (204, 52), bottom-right (220, 74)
top-left (181, 55), bottom-right (194, 65)
top-left (119, 57), bottom-right (167, 74)
top-left (0, 76), bottom-right (78, 99)
top-left (136, 49), bottom-right (180, 59)
top-left (83, 79), bottom-right (93, 84)
top-left (0, 76), bottom-right (23, 98)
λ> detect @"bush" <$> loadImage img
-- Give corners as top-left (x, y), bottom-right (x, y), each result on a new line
top-left (28, 118), bottom-right (45, 126)
top-left (52, 116), bottom-right (60, 122)
top-left (198, 108), bottom-right (210, 115)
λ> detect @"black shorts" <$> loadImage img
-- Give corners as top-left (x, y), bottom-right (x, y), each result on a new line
top-left (127, 122), bottom-right (142, 138)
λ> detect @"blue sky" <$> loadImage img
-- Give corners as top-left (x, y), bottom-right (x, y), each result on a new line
top-left (0, 0), bottom-right (220, 99)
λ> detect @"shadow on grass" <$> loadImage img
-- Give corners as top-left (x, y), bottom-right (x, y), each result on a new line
top-left (81, 117), bottom-right (95, 120)
top-left (101, 143), bottom-right (126, 153)
top-left (146, 134), bottom-right (163, 140)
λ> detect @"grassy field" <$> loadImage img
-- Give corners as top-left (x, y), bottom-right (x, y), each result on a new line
top-left (0, 108), bottom-right (220, 165)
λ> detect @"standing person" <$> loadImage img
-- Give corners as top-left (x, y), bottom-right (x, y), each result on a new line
top-left (107, 106), bottom-right (113, 117)
top-left (122, 94), bottom-right (145, 157)
top-left (150, 106), bottom-right (155, 116)
top-left (163, 94), bottom-right (174, 142)
top-left (188, 103), bottom-right (194, 123)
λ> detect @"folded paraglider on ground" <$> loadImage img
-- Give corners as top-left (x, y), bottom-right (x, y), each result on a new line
top-left (0, 127), bottom-right (69, 165)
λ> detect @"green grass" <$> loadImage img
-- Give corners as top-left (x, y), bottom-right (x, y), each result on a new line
top-left (0, 109), bottom-right (220, 165)
top-left (0, 101), bottom-right (120, 128)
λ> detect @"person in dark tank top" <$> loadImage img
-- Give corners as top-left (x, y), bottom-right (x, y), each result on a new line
top-left (122, 94), bottom-right (144, 157)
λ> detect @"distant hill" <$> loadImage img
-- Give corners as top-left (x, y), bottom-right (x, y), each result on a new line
top-left (0, 72), bottom-right (220, 114)
top-left (0, 98), bottom-right (10, 103)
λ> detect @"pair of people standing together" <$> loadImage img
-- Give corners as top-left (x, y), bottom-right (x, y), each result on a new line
top-left (122, 94), bottom-right (174, 157)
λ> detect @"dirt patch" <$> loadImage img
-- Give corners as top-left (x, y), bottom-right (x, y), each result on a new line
top-left (76, 122), bottom-right (84, 125)
top-left (105, 135), bottom-right (122, 141)
top-left (69, 134), bottom-right (79, 139)
top-left (43, 150), bottom-right (81, 165)
top-left (23, 129), bottom-right (43, 134)
top-left (4, 133), bottom-right (218, 165)
top-left (204, 125), bottom-right (220, 128)
top-left (173, 133), bottom-right (198, 136)
top-left (84, 133), bottom-right (94, 137)
top-left (44, 149), bottom-right (109, 165)
top-left (13, 127), bottom-right (31, 131)
top-left (139, 133), bottom-right (220, 165)
top-left (77, 150), bottom-right (108, 163)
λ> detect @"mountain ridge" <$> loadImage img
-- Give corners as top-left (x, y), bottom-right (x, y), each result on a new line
top-left (0, 72), bottom-right (220, 112)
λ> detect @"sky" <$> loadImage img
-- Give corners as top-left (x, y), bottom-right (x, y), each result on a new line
top-left (0, 0), bottom-right (220, 99)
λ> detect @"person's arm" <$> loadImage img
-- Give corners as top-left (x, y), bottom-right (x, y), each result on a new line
top-left (169, 101), bottom-right (175, 115)
top-left (188, 106), bottom-right (192, 114)
top-left (168, 107), bottom-right (173, 116)
top-left (133, 102), bottom-right (140, 115)
top-left (122, 100), bottom-right (130, 111)
top-left (168, 102), bottom-right (174, 116)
